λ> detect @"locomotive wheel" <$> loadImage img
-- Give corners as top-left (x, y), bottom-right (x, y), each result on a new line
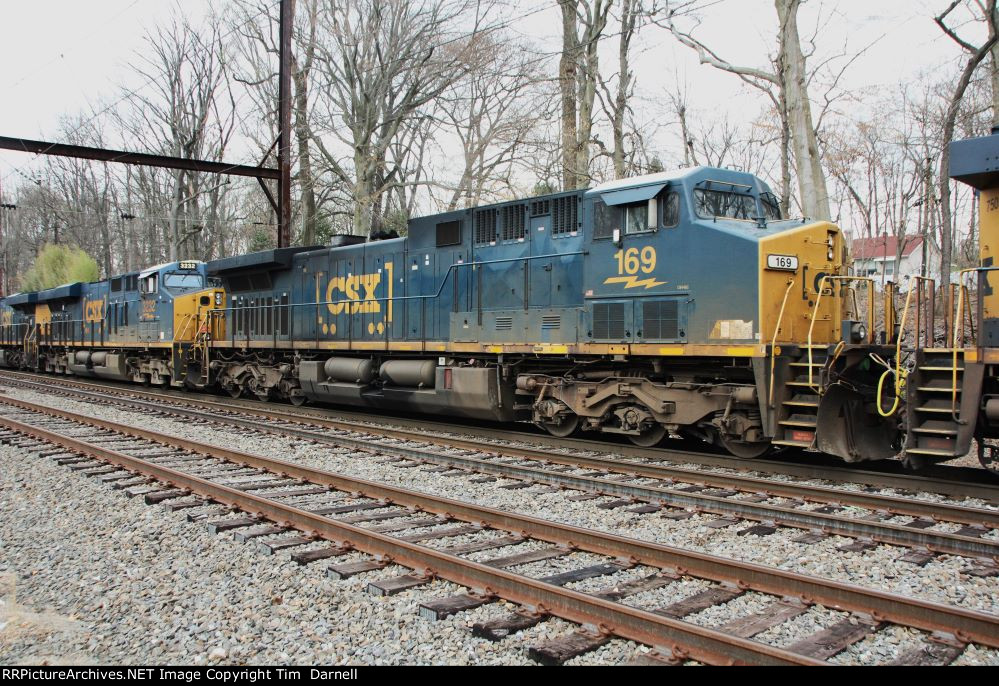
top-left (541, 414), bottom-right (580, 438)
top-left (226, 385), bottom-right (242, 399)
top-left (978, 438), bottom-right (999, 478)
top-left (628, 424), bottom-right (667, 447)
top-left (289, 393), bottom-right (307, 407)
top-left (719, 435), bottom-right (772, 459)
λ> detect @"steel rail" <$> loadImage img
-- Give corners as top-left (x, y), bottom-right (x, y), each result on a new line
top-left (2, 369), bottom-right (995, 502)
top-left (1, 396), bottom-right (997, 651)
top-left (4, 372), bottom-right (998, 523)
top-left (0, 407), bottom-right (816, 666)
top-left (2, 384), bottom-right (995, 558)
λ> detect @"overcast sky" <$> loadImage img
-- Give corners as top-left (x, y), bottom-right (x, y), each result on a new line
top-left (0, 0), bottom-right (982, 190)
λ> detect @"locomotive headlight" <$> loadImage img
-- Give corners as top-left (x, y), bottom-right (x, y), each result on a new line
top-left (215, 293), bottom-right (223, 306)
top-left (828, 247), bottom-right (835, 261)
top-left (853, 322), bottom-right (867, 343)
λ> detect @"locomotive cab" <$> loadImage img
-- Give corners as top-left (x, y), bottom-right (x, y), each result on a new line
top-left (563, 168), bottom-right (856, 455)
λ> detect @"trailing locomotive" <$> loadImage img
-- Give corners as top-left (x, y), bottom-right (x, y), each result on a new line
top-left (0, 261), bottom-right (224, 387)
top-left (0, 162), bottom-right (947, 467)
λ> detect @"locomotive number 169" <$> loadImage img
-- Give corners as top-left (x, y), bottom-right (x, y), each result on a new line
top-left (614, 247), bottom-right (657, 275)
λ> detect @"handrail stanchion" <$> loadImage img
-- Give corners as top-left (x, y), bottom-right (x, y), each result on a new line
top-left (768, 278), bottom-right (796, 409)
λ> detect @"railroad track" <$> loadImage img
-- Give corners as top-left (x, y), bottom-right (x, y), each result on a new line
top-left (3, 372), bottom-right (999, 564)
top-left (0, 369), bottom-right (994, 501)
top-left (1, 395), bottom-right (997, 666)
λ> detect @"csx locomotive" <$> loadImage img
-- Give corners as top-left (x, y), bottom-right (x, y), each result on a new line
top-left (2, 158), bottom-right (995, 471)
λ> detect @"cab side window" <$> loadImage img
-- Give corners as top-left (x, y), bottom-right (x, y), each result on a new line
top-left (624, 203), bottom-right (649, 234)
top-left (141, 274), bottom-right (158, 295)
top-left (662, 192), bottom-right (680, 228)
top-left (593, 200), bottom-right (615, 239)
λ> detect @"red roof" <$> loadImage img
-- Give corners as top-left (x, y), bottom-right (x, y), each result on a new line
top-left (851, 235), bottom-right (925, 260)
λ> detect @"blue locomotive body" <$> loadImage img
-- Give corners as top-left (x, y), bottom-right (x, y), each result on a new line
top-left (1, 166), bottom-right (869, 459)
top-left (202, 166), bottom-right (848, 452)
top-left (0, 261), bottom-right (218, 384)
top-left (208, 167), bottom-right (789, 350)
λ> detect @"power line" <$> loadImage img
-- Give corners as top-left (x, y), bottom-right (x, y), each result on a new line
top-left (1, 201), bottom-right (274, 227)
top-left (5, 0), bottom-right (145, 92)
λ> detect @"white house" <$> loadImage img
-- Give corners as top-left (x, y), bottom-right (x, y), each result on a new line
top-left (850, 234), bottom-right (940, 288)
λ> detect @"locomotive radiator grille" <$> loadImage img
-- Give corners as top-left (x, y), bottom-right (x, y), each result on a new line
top-left (592, 303), bottom-right (625, 340)
top-left (643, 300), bottom-right (679, 340)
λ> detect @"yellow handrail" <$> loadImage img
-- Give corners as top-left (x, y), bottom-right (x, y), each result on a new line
top-left (177, 312), bottom-right (196, 341)
top-left (768, 278), bottom-right (796, 408)
top-left (875, 276), bottom-right (932, 417)
top-left (807, 275), bottom-right (875, 392)
top-left (951, 268), bottom-right (980, 420)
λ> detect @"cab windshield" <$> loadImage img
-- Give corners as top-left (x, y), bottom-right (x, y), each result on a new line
top-left (163, 273), bottom-right (205, 293)
top-left (693, 189), bottom-right (757, 220)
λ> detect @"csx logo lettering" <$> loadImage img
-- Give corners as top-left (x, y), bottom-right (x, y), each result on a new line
top-left (326, 273), bottom-right (382, 315)
top-left (84, 299), bottom-right (105, 322)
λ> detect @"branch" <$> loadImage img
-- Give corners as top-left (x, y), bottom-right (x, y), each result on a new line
top-left (665, 23), bottom-right (779, 85)
top-left (936, 0), bottom-right (980, 53)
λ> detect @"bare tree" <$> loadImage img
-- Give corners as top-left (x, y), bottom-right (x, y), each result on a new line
top-left (935, 0), bottom-right (998, 290)
top-left (438, 36), bottom-right (549, 209)
top-left (309, 0), bottom-right (497, 236)
top-left (122, 11), bottom-right (237, 261)
top-left (558, 0), bottom-right (612, 189)
top-left (665, 0), bottom-right (832, 219)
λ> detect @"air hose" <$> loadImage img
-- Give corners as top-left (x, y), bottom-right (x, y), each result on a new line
top-left (871, 353), bottom-right (907, 418)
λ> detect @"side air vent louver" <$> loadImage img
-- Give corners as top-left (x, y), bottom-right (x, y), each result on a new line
top-left (501, 204), bottom-right (527, 242)
top-left (643, 300), bottom-right (679, 340)
top-left (495, 316), bottom-right (513, 331)
top-left (552, 196), bottom-right (579, 235)
top-left (592, 303), bottom-right (625, 340)
top-left (474, 208), bottom-right (498, 246)
top-left (530, 200), bottom-right (551, 217)
top-left (541, 315), bottom-right (561, 330)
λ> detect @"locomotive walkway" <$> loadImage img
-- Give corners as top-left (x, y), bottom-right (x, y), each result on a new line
top-left (0, 394), bottom-right (996, 665)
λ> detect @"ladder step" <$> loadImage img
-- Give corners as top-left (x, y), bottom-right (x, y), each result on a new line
top-left (911, 426), bottom-right (959, 437)
top-left (916, 387), bottom-right (961, 394)
top-left (786, 381), bottom-right (818, 388)
top-left (905, 448), bottom-right (960, 458)
top-left (918, 367), bottom-right (964, 372)
top-left (779, 418), bottom-right (818, 429)
top-left (783, 398), bottom-right (819, 408)
top-left (772, 440), bottom-right (814, 449)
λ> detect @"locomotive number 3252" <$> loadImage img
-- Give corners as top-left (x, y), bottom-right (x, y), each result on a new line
top-left (614, 247), bottom-right (657, 275)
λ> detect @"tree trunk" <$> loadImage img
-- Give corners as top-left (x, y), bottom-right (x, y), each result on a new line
top-left (775, 0), bottom-right (830, 220)
top-left (559, 0), bottom-right (579, 190)
top-left (992, 47), bottom-right (999, 128)
top-left (294, 66), bottom-right (318, 245)
top-left (169, 170), bottom-right (185, 262)
top-left (938, 40), bottom-right (997, 291)
top-left (574, 0), bottom-right (609, 189)
top-left (778, 84), bottom-right (792, 216)
top-left (611, 0), bottom-right (635, 179)
top-left (294, 0), bottom-right (318, 246)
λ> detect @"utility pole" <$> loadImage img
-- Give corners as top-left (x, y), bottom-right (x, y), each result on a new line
top-left (277, 0), bottom-right (294, 249)
top-left (922, 156), bottom-right (932, 279)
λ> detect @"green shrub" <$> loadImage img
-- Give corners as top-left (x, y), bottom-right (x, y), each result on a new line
top-left (20, 244), bottom-right (100, 292)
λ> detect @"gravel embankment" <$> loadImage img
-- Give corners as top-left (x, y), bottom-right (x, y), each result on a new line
top-left (2, 385), bottom-right (998, 665)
